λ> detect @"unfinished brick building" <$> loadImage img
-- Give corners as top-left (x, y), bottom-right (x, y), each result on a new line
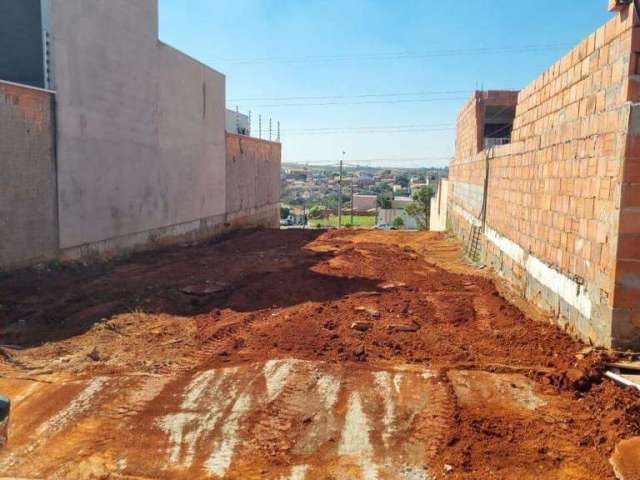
top-left (448, 1), bottom-right (640, 348)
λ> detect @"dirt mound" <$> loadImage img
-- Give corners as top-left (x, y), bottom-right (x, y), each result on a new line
top-left (1, 228), bottom-right (639, 479)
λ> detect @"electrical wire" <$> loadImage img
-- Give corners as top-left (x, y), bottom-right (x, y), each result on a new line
top-left (282, 127), bottom-right (455, 136)
top-left (228, 89), bottom-right (474, 102)
top-left (228, 96), bottom-right (467, 108)
top-left (280, 122), bottom-right (453, 132)
top-left (215, 43), bottom-right (573, 65)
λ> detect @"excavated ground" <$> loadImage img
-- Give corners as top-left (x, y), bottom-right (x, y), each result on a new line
top-left (0, 228), bottom-right (639, 479)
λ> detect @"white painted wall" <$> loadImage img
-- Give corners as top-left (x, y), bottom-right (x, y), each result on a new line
top-left (225, 109), bottom-right (250, 135)
top-left (391, 197), bottom-right (412, 209)
top-left (430, 179), bottom-right (448, 231)
top-left (378, 209), bottom-right (418, 229)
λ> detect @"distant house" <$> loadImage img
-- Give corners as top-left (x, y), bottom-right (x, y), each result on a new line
top-left (409, 183), bottom-right (428, 195)
top-left (377, 208), bottom-right (418, 229)
top-left (391, 196), bottom-right (412, 209)
top-left (352, 194), bottom-right (378, 212)
top-left (286, 168), bottom-right (308, 181)
top-left (225, 109), bottom-right (250, 135)
top-left (377, 196), bottom-right (418, 229)
top-left (392, 185), bottom-right (410, 196)
top-left (356, 171), bottom-right (375, 186)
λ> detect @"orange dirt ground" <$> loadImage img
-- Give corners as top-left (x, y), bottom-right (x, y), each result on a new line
top-left (0, 228), bottom-right (639, 479)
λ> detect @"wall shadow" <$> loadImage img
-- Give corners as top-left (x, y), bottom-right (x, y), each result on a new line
top-left (0, 228), bottom-right (380, 348)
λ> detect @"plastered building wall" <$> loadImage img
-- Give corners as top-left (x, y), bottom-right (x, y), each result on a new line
top-left (50, 0), bottom-right (226, 253)
top-left (0, 81), bottom-right (57, 268)
top-left (448, 5), bottom-right (640, 348)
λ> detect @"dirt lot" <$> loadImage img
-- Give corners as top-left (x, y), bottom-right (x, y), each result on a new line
top-left (0, 228), bottom-right (639, 479)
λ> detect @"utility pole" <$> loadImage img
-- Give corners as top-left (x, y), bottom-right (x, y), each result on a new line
top-left (350, 182), bottom-right (354, 226)
top-left (235, 105), bottom-right (240, 134)
top-left (337, 153), bottom-right (344, 229)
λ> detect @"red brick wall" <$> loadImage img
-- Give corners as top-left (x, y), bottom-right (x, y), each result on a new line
top-left (0, 81), bottom-right (58, 268)
top-left (455, 95), bottom-right (482, 167)
top-left (448, 5), bottom-right (638, 347)
top-left (0, 80), bottom-right (51, 129)
top-left (225, 133), bottom-right (281, 228)
top-left (615, 20), bottom-right (640, 330)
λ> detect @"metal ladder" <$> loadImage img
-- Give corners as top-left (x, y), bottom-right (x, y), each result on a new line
top-left (466, 224), bottom-right (482, 263)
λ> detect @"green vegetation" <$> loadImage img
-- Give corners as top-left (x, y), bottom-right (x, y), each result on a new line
top-left (392, 216), bottom-right (405, 229)
top-left (377, 195), bottom-right (391, 209)
top-left (405, 186), bottom-right (435, 230)
top-left (314, 215), bottom-right (376, 228)
top-left (395, 175), bottom-right (410, 188)
top-left (280, 206), bottom-right (290, 219)
top-left (322, 192), bottom-right (351, 210)
top-left (308, 205), bottom-right (322, 219)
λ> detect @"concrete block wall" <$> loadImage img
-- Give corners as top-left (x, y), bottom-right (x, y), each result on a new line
top-left (448, 5), bottom-right (640, 348)
top-left (0, 81), bottom-right (57, 268)
top-left (225, 133), bottom-right (281, 229)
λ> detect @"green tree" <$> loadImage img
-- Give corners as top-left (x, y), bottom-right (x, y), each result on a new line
top-left (392, 216), bottom-right (405, 229)
top-left (320, 192), bottom-right (350, 210)
top-left (405, 186), bottom-right (434, 230)
top-left (377, 195), bottom-right (391, 209)
top-left (372, 182), bottom-right (392, 194)
top-left (309, 205), bottom-right (322, 219)
top-left (280, 206), bottom-right (290, 219)
top-left (396, 175), bottom-right (410, 188)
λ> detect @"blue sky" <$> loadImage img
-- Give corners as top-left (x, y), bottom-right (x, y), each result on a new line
top-left (159, 0), bottom-right (611, 168)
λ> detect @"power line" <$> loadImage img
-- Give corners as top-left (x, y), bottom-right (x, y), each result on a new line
top-left (215, 43), bottom-right (573, 65)
top-left (228, 89), bottom-right (473, 102)
top-left (281, 122), bottom-right (453, 132)
top-left (282, 127), bottom-right (455, 136)
top-left (228, 96), bottom-right (467, 108)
